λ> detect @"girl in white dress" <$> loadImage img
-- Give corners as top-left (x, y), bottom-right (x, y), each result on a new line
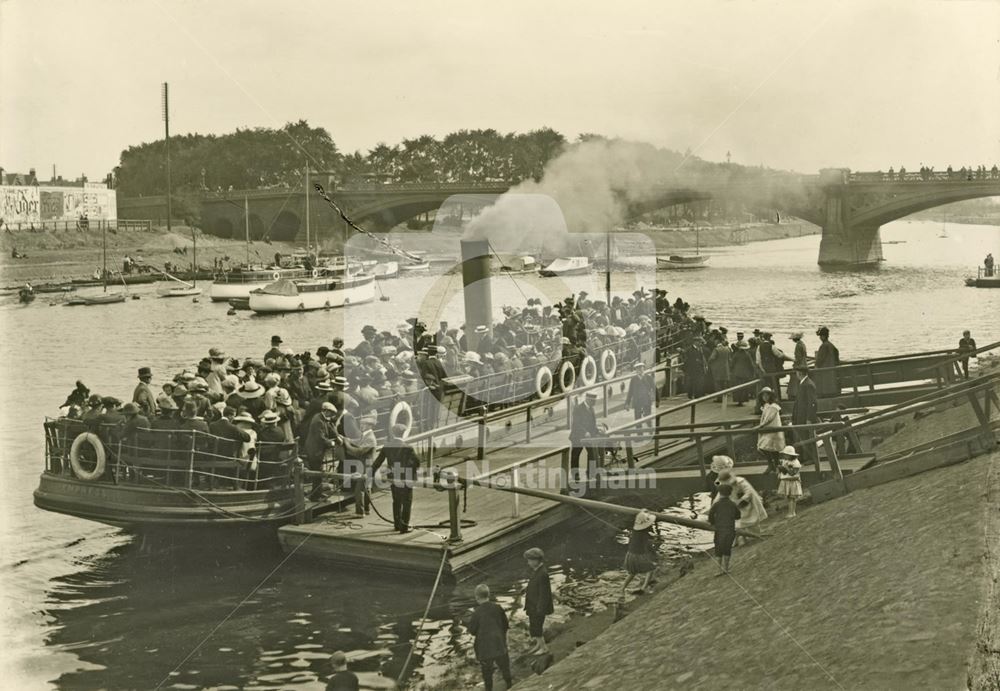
top-left (777, 445), bottom-right (803, 517)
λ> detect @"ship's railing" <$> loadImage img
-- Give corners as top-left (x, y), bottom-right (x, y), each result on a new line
top-left (44, 419), bottom-right (298, 492)
top-left (363, 328), bottom-right (677, 449)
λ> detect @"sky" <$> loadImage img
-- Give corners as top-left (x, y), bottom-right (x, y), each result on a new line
top-left (1, 0), bottom-right (999, 180)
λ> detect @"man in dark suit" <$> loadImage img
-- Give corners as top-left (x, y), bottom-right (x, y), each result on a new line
top-left (625, 362), bottom-right (655, 423)
top-left (210, 406), bottom-right (252, 445)
top-left (569, 391), bottom-right (601, 479)
top-left (791, 366), bottom-right (819, 463)
top-left (304, 402), bottom-right (340, 500)
top-left (370, 423), bottom-right (422, 533)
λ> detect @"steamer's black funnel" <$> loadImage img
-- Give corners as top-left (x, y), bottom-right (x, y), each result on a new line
top-left (460, 239), bottom-right (493, 351)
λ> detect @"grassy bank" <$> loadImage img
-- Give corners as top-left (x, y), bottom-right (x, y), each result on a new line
top-left (515, 450), bottom-right (997, 690)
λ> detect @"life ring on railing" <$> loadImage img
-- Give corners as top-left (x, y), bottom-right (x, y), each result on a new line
top-left (69, 432), bottom-right (105, 481)
top-left (389, 400), bottom-right (413, 439)
top-left (312, 268), bottom-right (319, 278)
top-left (534, 366), bottom-right (554, 399)
top-left (272, 271), bottom-right (280, 281)
top-left (600, 349), bottom-right (617, 380)
top-left (580, 355), bottom-right (598, 387)
top-left (558, 361), bottom-right (576, 391)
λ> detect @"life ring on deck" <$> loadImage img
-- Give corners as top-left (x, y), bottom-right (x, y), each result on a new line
top-left (558, 361), bottom-right (576, 391)
top-left (312, 269), bottom-right (319, 278)
top-left (580, 355), bottom-right (598, 387)
top-left (600, 349), bottom-right (617, 380)
top-left (389, 400), bottom-right (413, 439)
top-left (69, 433), bottom-right (106, 481)
top-left (272, 271), bottom-right (280, 281)
top-left (534, 366), bottom-right (554, 399)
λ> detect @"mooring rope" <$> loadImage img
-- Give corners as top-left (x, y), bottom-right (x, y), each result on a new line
top-left (395, 545), bottom-right (450, 689)
top-left (311, 183), bottom-right (424, 263)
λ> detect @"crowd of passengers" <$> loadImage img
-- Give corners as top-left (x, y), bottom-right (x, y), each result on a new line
top-left (58, 288), bottom-right (693, 452)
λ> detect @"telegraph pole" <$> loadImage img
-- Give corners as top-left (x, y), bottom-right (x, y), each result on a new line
top-left (162, 82), bottom-right (172, 232)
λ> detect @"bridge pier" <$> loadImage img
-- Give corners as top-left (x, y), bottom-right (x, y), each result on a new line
top-left (816, 168), bottom-right (884, 267)
top-left (818, 222), bottom-right (884, 267)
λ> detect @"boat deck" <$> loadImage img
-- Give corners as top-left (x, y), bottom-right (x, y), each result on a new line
top-left (279, 383), bottom-right (834, 578)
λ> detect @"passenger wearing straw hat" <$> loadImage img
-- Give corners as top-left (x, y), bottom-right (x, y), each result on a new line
top-left (621, 510), bottom-right (658, 595)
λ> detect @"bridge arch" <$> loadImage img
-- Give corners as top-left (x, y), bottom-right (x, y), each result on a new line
top-left (211, 217), bottom-right (235, 239)
top-left (853, 185), bottom-right (1000, 228)
top-left (271, 210), bottom-right (301, 241)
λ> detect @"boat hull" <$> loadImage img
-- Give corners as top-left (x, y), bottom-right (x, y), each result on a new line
top-left (965, 277), bottom-right (1000, 288)
top-left (539, 257), bottom-right (590, 277)
top-left (65, 293), bottom-right (127, 305)
top-left (657, 256), bottom-right (709, 270)
top-left (249, 276), bottom-right (376, 313)
top-left (399, 262), bottom-right (430, 273)
top-left (33, 473), bottom-right (296, 530)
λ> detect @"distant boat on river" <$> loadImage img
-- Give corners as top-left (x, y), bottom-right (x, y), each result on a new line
top-left (539, 256), bottom-right (590, 276)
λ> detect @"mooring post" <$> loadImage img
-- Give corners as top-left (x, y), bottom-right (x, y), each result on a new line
top-left (625, 442), bottom-right (635, 469)
top-left (477, 416), bottom-right (487, 461)
top-left (441, 468), bottom-right (463, 543)
top-left (351, 472), bottom-right (364, 516)
top-left (560, 448), bottom-right (571, 495)
top-left (724, 422), bottom-right (737, 459)
top-left (292, 459), bottom-right (306, 525)
top-left (511, 467), bottom-right (521, 518)
top-left (695, 436), bottom-right (707, 485)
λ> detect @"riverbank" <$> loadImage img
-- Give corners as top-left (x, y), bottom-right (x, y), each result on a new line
top-left (0, 220), bottom-right (820, 288)
top-left (625, 220), bottom-right (820, 253)
top-left (513, 448), bottom-right (998, 690)
top-left (0, 225), bottom-right (302, 286)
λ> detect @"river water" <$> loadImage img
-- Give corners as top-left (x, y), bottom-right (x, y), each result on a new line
top-left (1, 219), bottom-right (998, 689)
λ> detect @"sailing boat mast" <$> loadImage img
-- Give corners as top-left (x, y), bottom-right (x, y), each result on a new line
top-left (305, 164), bottom-right (310, 258)
top-left (244, 195), bottom-right (250, 265)
top-left (605, 229), bottom-right (612, 305)
top-left (102, 223), bottom-right (107, 293)
top-left (191, 228), bottom-right (197, 286)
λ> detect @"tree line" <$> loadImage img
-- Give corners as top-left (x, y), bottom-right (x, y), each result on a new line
top-left (114, 122), bottom-right (571, 197)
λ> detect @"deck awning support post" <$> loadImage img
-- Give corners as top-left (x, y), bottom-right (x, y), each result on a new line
top-left (441, 469), bottom-right (463, 543)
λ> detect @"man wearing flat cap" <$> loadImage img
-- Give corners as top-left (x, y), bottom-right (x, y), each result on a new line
top-left (133, 366), bottom-right (157, 417)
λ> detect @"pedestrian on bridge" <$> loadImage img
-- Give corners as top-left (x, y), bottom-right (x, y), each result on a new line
top-left (624, 362), bottom-right (655, 423)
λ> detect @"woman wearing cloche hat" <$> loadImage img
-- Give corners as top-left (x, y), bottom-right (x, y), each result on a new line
top-left (621, 509), bottom-right (658, 595)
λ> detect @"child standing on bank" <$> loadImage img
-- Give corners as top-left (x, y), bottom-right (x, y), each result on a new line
top-left (621, 510), bottom-right (658, 595)
top-left (707, 483), bottom-right (741, 574)
top-left (777, 445), bottom-right (803, 518)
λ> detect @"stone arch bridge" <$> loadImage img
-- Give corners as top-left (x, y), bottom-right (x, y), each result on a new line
top-left (138, 169), bottom-right (1000, 265)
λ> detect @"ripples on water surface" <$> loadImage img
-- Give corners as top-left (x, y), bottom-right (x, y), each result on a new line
top-left (0, 219), bottom-right (997, 688)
